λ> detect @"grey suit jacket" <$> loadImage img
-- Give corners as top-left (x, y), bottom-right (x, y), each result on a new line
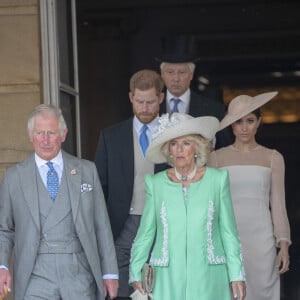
top-left (0, 151), bottom-right (118, 300)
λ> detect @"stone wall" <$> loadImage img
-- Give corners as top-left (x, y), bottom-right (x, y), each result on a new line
top-left (0, 0), bottom-right (41, 182)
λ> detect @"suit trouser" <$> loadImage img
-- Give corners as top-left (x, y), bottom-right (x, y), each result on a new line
top-left (115, 215), bottom-right (141, 297)
top-left (24, 252), bottom-right (97, 300)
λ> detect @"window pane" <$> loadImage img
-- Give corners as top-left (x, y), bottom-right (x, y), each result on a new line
top-left (56, 0), bottom-right (74, 86)
top-left (60, 91), bottom-right (77, 155)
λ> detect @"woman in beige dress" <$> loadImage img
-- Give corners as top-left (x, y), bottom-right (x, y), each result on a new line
top-left (208, 91), bottom-right (291, 300)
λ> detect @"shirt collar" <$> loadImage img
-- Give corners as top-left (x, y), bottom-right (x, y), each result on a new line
top-left (35, 151), bottom-right (63, 167)
top-left (133, 116), bottom-right (159, 135)
top-left (166, 88), bottom-right (191, 104)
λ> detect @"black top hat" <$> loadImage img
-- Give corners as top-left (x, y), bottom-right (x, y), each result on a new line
top-left (155, 35), bottom-right (200, 63)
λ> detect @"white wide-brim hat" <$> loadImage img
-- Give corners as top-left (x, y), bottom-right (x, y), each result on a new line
top-left (146, 113), bottom-right (219, 163)
top-left (219, 91), bottom-right (278, 131)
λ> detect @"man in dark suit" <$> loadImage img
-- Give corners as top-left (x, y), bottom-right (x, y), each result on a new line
top-left (95, 70), bottom-right (167, 300)
top-left (158, 53), bottom-right (232, 149)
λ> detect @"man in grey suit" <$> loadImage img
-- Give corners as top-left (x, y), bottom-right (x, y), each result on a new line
top-left (0, 104), bottom-right (118, 300)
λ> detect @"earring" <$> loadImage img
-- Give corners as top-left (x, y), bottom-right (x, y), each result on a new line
top-left (194, 154), bottom-right (198, 158)
top-left (169, 154), bottom-right (173, 158)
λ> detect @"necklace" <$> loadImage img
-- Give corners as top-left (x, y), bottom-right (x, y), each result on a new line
top-left (174, 165), bottom-right (197, 182)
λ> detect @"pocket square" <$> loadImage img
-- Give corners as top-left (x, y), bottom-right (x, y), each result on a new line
top-left (80, 183), bottom-right (93, 192)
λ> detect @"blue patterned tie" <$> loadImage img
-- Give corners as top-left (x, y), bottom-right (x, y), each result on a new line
top-left (46, 162), bottom-right (59, 200)
top-left (171, 98), bottom-right (181, 113)
top-left (139, 125), bottom-right (149, 156)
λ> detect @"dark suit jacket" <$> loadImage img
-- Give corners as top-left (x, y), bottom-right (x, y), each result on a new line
top-left (160, 90), bottom-right (233, 149)
top-left (95, 118), bottom-right (168, 240)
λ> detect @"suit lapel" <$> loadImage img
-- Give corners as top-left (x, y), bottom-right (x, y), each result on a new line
top-left (18, 154), bottom-right (40, 230)
top-left (189, 91), bottom-right (205, 117)
top-left (120, 119), bottom-right (134, 190)
top-left (160, 95), bottom-right (167, 115)
top-left (62, 152), bottom-right (82, 223)
top-left (117, 119), bottom-right (167, 187)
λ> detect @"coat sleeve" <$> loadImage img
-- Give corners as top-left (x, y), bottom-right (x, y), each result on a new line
top-left (0, 171), bottom-right (15, 267)
top-left (218, 170), bottom-right (245, 282)
top-left (270, 150), bottom-right (291, 246)
top-left (129, 174), bottom-right (156, 283)
top-left (91, 162), bottom-right (118, 276)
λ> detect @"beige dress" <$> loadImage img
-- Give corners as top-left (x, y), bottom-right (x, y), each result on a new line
top-left (208, 145), bottom-right (291, 300)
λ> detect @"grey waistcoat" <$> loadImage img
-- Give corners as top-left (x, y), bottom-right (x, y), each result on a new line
top-left (36, 171), bottom-right (82, 253)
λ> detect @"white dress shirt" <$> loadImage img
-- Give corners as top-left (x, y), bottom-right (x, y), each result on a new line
top-left (166, 88), bottom-right (191, 114)
top-left (133, 115), bottom-right (159, 144)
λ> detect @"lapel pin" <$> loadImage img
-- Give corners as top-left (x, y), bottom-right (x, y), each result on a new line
top-left (70, 169), bottom-right (77, 175)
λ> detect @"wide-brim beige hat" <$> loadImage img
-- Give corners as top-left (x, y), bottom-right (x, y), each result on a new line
top-left (146, 113), bottom-right (219, 163)
top-left (219, 91), bottom-right (278, 131)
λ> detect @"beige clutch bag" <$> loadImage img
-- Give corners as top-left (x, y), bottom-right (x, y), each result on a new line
top-left (141, 263), bottom-right (155, 293)
top-left (130, 290), bottom-right (153, 300)
top-left (130, 263), bottom-right (155, 300)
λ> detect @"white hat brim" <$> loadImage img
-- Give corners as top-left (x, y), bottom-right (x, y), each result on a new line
top-left (146, 115), bottom-right (219, 163)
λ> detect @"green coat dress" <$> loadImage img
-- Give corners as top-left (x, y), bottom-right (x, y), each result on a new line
top-left (129, 167), bottom-right (245, 300)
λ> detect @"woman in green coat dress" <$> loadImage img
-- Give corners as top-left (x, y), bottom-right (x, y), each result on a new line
top-left (129, 113), bottom-right (246, 300)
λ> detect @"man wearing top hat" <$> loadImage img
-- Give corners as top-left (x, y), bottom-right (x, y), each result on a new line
top-left (157, 45), bottom-right (232, 149)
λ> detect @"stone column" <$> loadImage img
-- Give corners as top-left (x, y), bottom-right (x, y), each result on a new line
top-left (0, 0), bottom-right (41, 182)
top-left (0, 2), bottom-right (41, 298)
